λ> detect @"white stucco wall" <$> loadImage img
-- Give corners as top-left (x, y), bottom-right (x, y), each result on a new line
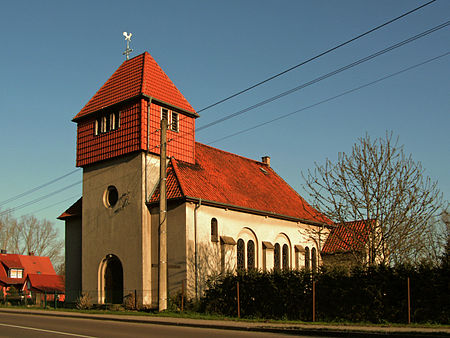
top-left (184, 201), bottom-right (330, 297)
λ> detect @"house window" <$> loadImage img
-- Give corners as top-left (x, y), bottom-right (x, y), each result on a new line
top-left (211, 218), bottom-right (218, 242)
top-left (305, 247), bottom-right (310, 271)
top-left (274, 243), bottom-right (281, 271)
top-left (171, 112), bottom-right (179, 132)
top-left (9, 268), bottom-right (23, 278)
top-left (311, 247), bottom-right (317, 273)
top-left (247, 240), bottom-right (255, 270)
top-left (237, 239), bottom-right (245, 270)
top-left (282, 244), bottom-right (289, 271)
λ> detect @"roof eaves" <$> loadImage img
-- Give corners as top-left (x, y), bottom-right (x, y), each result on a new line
top-left (148, 96), bottom-right (198, 118)
top-left (72, 94), bottom-right (145, 123)
top-left (184, 196), bottom-right (330, 227)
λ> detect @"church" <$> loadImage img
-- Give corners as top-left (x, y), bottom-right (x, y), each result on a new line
top-left (58, 51), bottom-right (333, 307)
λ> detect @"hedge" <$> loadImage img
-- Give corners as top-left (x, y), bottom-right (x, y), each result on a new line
top-left (199, 264), bottom-right (449, 323)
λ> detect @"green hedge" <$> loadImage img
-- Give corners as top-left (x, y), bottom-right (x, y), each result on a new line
top-left (200, 264), bottom-right (449, 323)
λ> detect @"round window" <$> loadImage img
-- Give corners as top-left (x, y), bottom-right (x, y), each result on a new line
top-left (104, 186), bottom-right (119, 208)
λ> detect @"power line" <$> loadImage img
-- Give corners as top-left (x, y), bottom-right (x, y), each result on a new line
top-left (207, 51), bottom-right (450, 145)
top-left (0, 181), bottom-right (82, 216)
top-left (0, 169), bottom-right (80, 207)
top-left (2, 2), bottom-right (439, 210)
top-left (12, 47), bottom-right (445, 218)
top-left (146, 20), bottom-right (449, 155)
top-left (196, 21), bottom-right (450, 132)
top-left (27, 194), bottom-right (81, 216)
top-left (196, 0), bottom-right (438, 113)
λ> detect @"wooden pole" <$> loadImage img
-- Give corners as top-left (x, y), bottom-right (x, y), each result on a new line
top-left (158, 115), bottom-right (168, 312)
top-left (237, 281), bottom-right (240, 318)
top-left (312, 279), bottom-right (316, 322)
top-left (407, 277), bottom-right (411, 324)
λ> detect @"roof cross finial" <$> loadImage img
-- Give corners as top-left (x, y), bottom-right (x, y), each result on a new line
top-left (122, 32), bottom-right (133, 60)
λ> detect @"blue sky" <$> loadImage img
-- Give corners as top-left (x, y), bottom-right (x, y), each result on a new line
top-left (0, 1), bottom-right (449, 233)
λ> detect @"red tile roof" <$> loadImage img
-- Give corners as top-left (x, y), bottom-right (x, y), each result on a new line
top-left (322, 220), bottom-right (374, 254)
top-left (26, 274), bottom-right (65, 293)
top-left (150, 143), bottom-right (332, 225)
top-left (0, 253), bottom-right (56, 286)
top-left (73, 52), bottom-right (196, 121)
top-left (57, 198), bottom-right (82, 220)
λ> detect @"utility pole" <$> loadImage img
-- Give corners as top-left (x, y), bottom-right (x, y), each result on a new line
top-left (158, 115), bottom-right (168, 311)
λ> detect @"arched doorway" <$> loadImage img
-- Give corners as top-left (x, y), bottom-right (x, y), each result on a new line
top-left (103, 254), bottom-right (123, 304)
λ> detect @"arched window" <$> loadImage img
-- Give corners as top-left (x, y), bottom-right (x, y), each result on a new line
top-left (282, 244), bottom-right (289, 271)
top-left (247, 240), bottom-right (255, 270)
top-left (311, 247), bottom-right (317, 273)
top-left (305, 246), bottom-right (310, 271)
top-left (274, 243), bottom-right (281, 271)
top-left (237, 239), bottom-right (245, 270)
top-left (210, 218), bottom-right (218, 242)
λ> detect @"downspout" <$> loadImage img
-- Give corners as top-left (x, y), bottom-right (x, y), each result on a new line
top-left (145, 98), bottom-right (152, 203)
top-left (194, 198), bottom-right (201, 299)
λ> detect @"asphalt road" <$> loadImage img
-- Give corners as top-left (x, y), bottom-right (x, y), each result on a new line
top-left (0, 312), bottom-right (319, 338)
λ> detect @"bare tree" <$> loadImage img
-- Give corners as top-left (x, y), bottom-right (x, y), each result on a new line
top-left (0, 211), bottom-right (63, 268)
top-left (302, 132), bottom-right (443, 266)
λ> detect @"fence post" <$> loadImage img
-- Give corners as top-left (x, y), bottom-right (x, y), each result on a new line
top-left (134, 289), bottom-right (137, 310)
top-left (407, 277), bottom-right (411, 324)
top-left (44, 291), bottom-right (47, 308)
top-left (312, 279), bottom-right (316, 322)
top-left (181, 280), bottom-right (184, 312)
top-left (237, 281), bottom-right (240, 319)
top-left (54, 291), bottom-right (57, 308)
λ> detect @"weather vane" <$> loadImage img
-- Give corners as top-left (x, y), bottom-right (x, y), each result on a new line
top-left (123, 32), bottom-right (133, 60)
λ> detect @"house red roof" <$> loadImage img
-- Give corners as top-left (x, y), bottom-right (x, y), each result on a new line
top-left (322, 220), bottom-right (374, 254)
top-left (57, 198), bottom-right (82, 220)
top-left (73, 52), bottom-right (196, 121)
top-left (26, 274), bottom-right (64, 293)
top-left (0, 253), bottom-right (56, 286)
top-left (149, 143), bottom-right (332, 225)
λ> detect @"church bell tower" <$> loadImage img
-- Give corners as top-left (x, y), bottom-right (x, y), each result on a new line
top-left (71, 52), bottom-right (198, 306)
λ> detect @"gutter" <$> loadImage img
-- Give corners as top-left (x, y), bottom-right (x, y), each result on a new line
top-left (184, 196), bottom-right (332, 228)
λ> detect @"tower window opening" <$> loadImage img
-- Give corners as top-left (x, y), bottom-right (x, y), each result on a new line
top-left (95, 111), bottom-right (120, 136)
top-left (171, 112), bottom-right (179, 132)
top-left (161, 108), bottom-right (169, 121)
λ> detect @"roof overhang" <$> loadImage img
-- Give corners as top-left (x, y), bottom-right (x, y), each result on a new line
top-left (147, 196), bottom-right (332, 227)
top-left (72, 94), bottom-right (198, 123)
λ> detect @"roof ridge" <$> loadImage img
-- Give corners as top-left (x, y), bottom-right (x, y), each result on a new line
top-left (140, 52), bottom-right (147, 94)
top-left (195, 142), bottom-right (267, 166)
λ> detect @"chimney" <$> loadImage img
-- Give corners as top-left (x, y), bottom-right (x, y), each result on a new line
top-left (28, 251), bottom-right (34, 256)
top-left (261, 156), bottom-right (271, 167)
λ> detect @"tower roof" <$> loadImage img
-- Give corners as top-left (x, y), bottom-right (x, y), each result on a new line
top-left (73, 52), bottom-right (196, 121)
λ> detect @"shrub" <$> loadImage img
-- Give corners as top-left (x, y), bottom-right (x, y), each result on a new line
top-left (76, 292), bottom-right (93, 310)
